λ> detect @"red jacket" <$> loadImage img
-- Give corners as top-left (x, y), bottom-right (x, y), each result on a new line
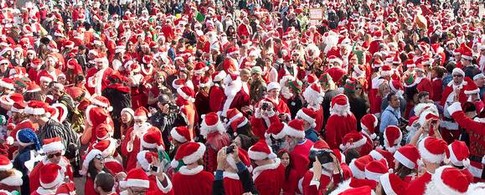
top-left (404, 172), bottom-right (432, 195)
top-left (172, 166), bottom-right (214, 195)
top-left (253, 159), bottom-right (285, 195)
top-left (325, 114), bottom-right (357, 149)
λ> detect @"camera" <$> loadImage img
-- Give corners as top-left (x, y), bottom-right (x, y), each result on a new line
top-left (226, 145), bottom-right (235, 154)
top-left (168, 103), bottom-right (179, 111)
top-left (149, 164), bottom-right (159, 173)
top-left (261, 102), bottom-right (270, 110)
top-left (309, 149), bottom-right (334, 165)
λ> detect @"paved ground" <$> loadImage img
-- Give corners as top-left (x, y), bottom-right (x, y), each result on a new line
top-left (74, 177), bottom-right (86, 195)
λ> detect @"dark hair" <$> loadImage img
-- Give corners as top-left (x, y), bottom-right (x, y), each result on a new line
top-left (23, 91), bottom-right (43, 101)
top-left (417, 91), bottom-right (429, 101)
top-left (88, 158), bottom-right (110, 181)
top-left (236, 134), bottom-right (256, 151)
top-left (395, 163), bottom-right (416, 180)
top-left (344, 149), bottom-right (360, 164)
top-left (433, 66), bottom-right (446, 78)
top-left (445, 62), bottom-right (456, 73)
top-left (387, 91), bottom-right (397, 102)
top-left (95, 173), bottom-right (115, 192)
top-left (277, 149), bottom-right (293, 181)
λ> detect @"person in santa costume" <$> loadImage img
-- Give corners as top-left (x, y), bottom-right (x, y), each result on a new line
top-left (376, 173), bottom-right (408, 195)
top-left (404, 137), bottom-right (449, 195)
top-left (86, 57), bottom-right (115, 96)
top-left (325, 94), bottom-right (357, 149)
top-left (80, 149), bottom-right (109, 195)
top-left (126, 61), bottom-right (148, 110)
top-left (296, 107), bottom-right (320, 142)
top-left (221, 73), bottom-right (249, 117)
top-left (262, 82), bottom-right (291, 120)
top-left (446, 140), bottom-right (474, 182)
top-left (440, 68), bottom-right (468, 143)
top-left (393, 144), bottom-right (420, 183)
top-left (200, 112), bottom-right (231, 173)
top-left (422, 166), bottom-right (471, 195)
top-left (302, 83), bottom-right (325, 133)
top-left (248, 140), bottom-right (285, 195)
top-left (136, 151), bottom-right (173, 195)
top-left (209, 71), bottom-right (227, 112)
top-left (339, 132), bottom-right (369, 157)
top-left (120, 106), bottom-right (152, 171)
top-left (447, 94), bottom-right (485, 182)
top-left (92, 139), bottom-right (124, 176)
top-left (171, 142), bottom-right (214, 195)
top-left (30, 163), bottom-right (65, 195)
top-left (81, 102), bottom-right (111, 145)
top-left (360, 114), bottom-right (379, 155)
top-left (11, 128), bottom-right (41, 194)
top-left (0, 154), bottom-right (23, 192)
top-left (119, 168), bottom-right (150, 195)
top-left (175, 85), bottom-right (197, 138)
top-left (29, 137), bottom-right (73, 194)
top-left (250, 97), bottom-right (282, 139)
top-left (213, 144), bottom-right (254, 195)
top-left (36, 55), bottom-right (62, 84)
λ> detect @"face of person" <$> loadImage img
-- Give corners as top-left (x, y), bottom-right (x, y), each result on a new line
top-left (475, 77), bottom-right (485, 87)
top-left (268, 89), bottom-right (280, 99)
top-left (46, 57), bottom-right (56, 67)
top-left (389, 95), bottom-right (400, 108)
top-left (47, 150), bottom-right (63, 164)
top-left (452, 74), bottom-right (464, 84)
top-left (128, 187), bottom-right (148, 195)
top-left (134, 119), bottom-right (146, 128)
top-left (281, 153), bottom-right (290, 167)
top-left (240, 72), bottom-right (250, 82)
top-left (121, 112), bottom-right (133, 124)
top-left (0, 61), bottom-right (8, 72)
top-left (51, 86), bottom-right (63, 99)
top-left (233, 136), bottom-right (242, 148)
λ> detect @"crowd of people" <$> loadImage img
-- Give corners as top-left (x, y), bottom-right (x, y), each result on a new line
top-left (1, 0), bottom-right (485, 194)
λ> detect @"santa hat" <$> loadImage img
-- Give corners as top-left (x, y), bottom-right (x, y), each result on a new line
top-left (265, 122), bottom-right (287, 140)
top-left (38, 72), bottom-right (54, 84)
top-left (393, 145), bottom-right (420, 169)
top-left (330, 94), bottom-right (350, 116)
top-left (172, 142), bottom-right (206, 167)
top-left (380, 65), bottom-right (393, 77)
top-left (51, 103), bottom-right (68, 123)
top-left (223, 58), bottom-right (238, 74)
top-left (90, 96), bottom-right (113, 112)
top-left (42, 137), bottom-right (65, 154)
top-left (418, 137), bottom-right (449, 164)
top-left (92, 139), bottom-right (117, 157)
top-left (55, 182), bottom-right (76, 195)
top-left (383, 125), bottom-right (402, 153)
top-left (365, 159), bottom-right (389, 182)
top-left (95, 123), bottom-right (113, 140)
top-left (361, 114), bottom-right (378, 139)
top-left (226, 108), bottom-right (244, 126)
top-left (198, 76), bottom-right (213, 88)
top-left (80, 149), bottom-right (102, 175)
top-left (340, 132), bottom-right (367, 151)
top-left (136, 151), bottom-right (158, 171)
top-left (39, 164), bottom-right (64, 189)
top-left (141, 127), bottom-right (165, 151)
top-left (349, 155), bottom-right (374, 179)
top-left (121, 108), bottom-right (134, 118)
top-left (200, 112), bottom-right (225, 138)
top-left (85, 105), bottom-right (109, 127)
top-left (461, 45), bottom-right (473, 61)
top-left (267, 82), bottom-right (281, 91)
top-left (15, 129), bottom-right (41, 150)
top-left (463, 79), bottom-right (480, 95)
top-left (134, 107), bottom-right (150, 121)
top-left (428, 166), bottom-right (470, 195)
top-left (448, 140), bottom-right (470, 167)
top-left (296, 108), bottom-right (316, 128)
top-left (248, 140), bottom-right (277, 160)
top-left (0, 190), bottom-right (11, 195)
top-left (0, 78), bottom-right (14, 90)
top-left (26, 82), bottom-right (41, 93)
top-left (123, 168), bottom-right (150, 189)
top-left (177, 85), bottom-right (195, 102)
top-left (311, 140), bottom-right (331, 151)
top-left (302, 83), bottom-right (324, 105)
top-left (170, 126), bottom-right (191, 143)
top-left (379, 173), bottom-right (408, 195)
top-left (230, 116), bottom-right (249, 134)
top-left (452, 68), bottom-right (465, 77)
top-left (194, 62), bottom-right (209, 75)
top-left (0, 155), bottom-right (12, 171)
top-left (212, 71), bottom-right (227, 82)
top-left (283, 119), bottom-right (305, 138)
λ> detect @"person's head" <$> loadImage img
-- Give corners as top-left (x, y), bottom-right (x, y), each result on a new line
top-left (121, 108), bottom-right (134, 124)
top-left (431, 66), bottom-right (445, 79)
top-left (379, 82), bottom-right (390, 96)
top-left (124, 168), bottom-right (150, 195)
top-left (387, 91), bottom-right (400, 109)
top-left (96, 58), bottom-right (109, 70)
top-left (240, 68), bottom-right (251, 82)
top-left (50, 82), bottom-right (65, 100)
top-left (42, 137), bottom-right (65, 164)
top-left (278, 150), bottom-right (291, 167)
top-left (451, 68), bottom-right (465, 85)
top-left (157, 94), bottom-right (173, 114)
top-left (417, 91), bottom-right (430, 103)
top-left (95, 173), bottom-right (115, 194)
top-left (474, 73), bottom-right (485, 87)
top-left (266, 82), bottom-right (281, 99)
top-left (418, 137), bottom-right (448, 172)
top-left (89, 153), bottom-right (105, 172)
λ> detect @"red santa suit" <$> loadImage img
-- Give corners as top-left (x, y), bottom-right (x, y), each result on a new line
top-left (290, 139), bottom-right (314, 179)
top-left (129, 69), bottom-right (147, 109)
top-left (222, 172), bottom-right (245, 195)
top-left (440, 76), bottom-right (468, 143)
top-left (120, 122), bottom-right (151, 171)
top-left (416, 76), bottom-right (434, 100)
top-left (209, 83), bottom-right (225, 112)
top-left (29, 158), bottom-right (73, 194)
top-left (404, 172), bottom-right (432, 195)
top-left (237, 23), bottom-right (252, 38)
top-left (325, 94), bottom-right (358, 149)
top-left (86, 63), bottom-right (115, 95)
top-left (147, 174), bottom-right (174, 195)
top-left (301, 169), bottom-right (333, 195)
top-left (172, 166), bottom-right (214, 195)
top-left (252, 158), bottom-right (285, 195)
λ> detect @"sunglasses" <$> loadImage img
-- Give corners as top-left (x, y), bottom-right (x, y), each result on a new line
top-left (95, 154), bottom-right (104, 161)
top-left (453, 75), bottom-right (463, 77)
top-left (48, 152), bottom-right (62, 158)
top-left (356, 87), bottom-right (362, 90)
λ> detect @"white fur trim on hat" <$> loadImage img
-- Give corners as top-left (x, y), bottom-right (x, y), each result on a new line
top-left (349, 159), bottom-right (366, 179)
top-left (141, 138), bottom-right (163, 150)
top-left (447, 102), bottom-right (462, 116)
top-left (283, 124), bottom-right (305, 139)
top-left (176, 87), bottom-right (195, 102)
top-left (213, 71), bottom-right (227, 82)
top-left (248, 150), bottom-right (277, 161)
top-left (80, 149), bottom-right (102, 176)
top-left (452, 68), bottom-right (465, 76)
top-left (302, 86), bottom-right (324, 106)
top-left (200, 116), bottom-right (226, 138)
top-left (339, 136), bottom-right (367, 151)
top-left (431, 166), bottom-right (465, 195)
top-left (136, 151), bottom-right (150, 171)
top-left (267, 82), bottom-right (281, 92)
top-left (42, 141), bottom-right (65, 154)
top-left (0, 160), bottom-right (13, 171)
top-left (0, 170), bottom-right (23, 186)
top-left (380, 173), bottom-right (397, 195)
top-left (40, 169), bottom-right (64, 189)
top-left (91, 97), bottom-right (113, 112)
top-left (182, 143), bottom-right (206, 164)
top-left (126, 178), bottom-right (150, 189)
top-left (170, 128), bottom-right (187, 143)
top-left (296, 109), bottom-right (316, 128)
top-left (365, 168), bottom-right (385, 182)
top-left (369, 150), bottom-right (384, 160)
top-left (0, 80), bottom-right (14, 90)
top-left (393, 150), bottom-right (416, 169)
top-left (418, 138), bottom-right (445, 164)
top-left (448, 145), bottom-right (470, 167)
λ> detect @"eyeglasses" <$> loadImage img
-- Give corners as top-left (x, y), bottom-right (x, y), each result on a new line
top-left (129, 188), bottom-right (147, 195)
top-left (0, 63), bottom-right (8, 66)
top-left (48, 152), bottom-right (62, 159)
top-left (355, 87), bottom-right (362, 90)
top-left (453, 75), bottom-right (463, 77)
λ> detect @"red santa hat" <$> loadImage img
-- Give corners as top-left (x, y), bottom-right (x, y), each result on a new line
top-left (380, 64), bottom-right (393, 77)
top-left (95, 123), bottom-right (113, 140)
top-left (461, 45), bottom-right (473, 61)
top-left (302, 83), bottom-right (324, 105)
top-left (226, 46), bottom-right (239, 56)
top-left (340, 132), bottom-right (367, 151)
top-left (172, 78), bottom-right (186, 89)
top-left (296, 108), bottom-right (316, 128)
top-left (312, 140), bottom-right (331, 151)
top-left (463, 79), bottom-right (480, 95)
top-left (360, 114), bottom-right (378, 139)
top-left (379, 173), bottom-right (408, 195)
top-left (90, 96), bottom-right (113, 112)
top-left (123, 168), bottom-right (150, 189)
top-left (26, 82), bottom-right (41, 93)
top-left (393, 144), bottom-right (420, 169)
top-left (136, 151), bottom-right (158, 171)
top-left (349, 155), bottom-right (374, 179)
top-left (198, 76), bottom-right (213, 88)
top-left (39, 163), bottom-right (64, 189)
top-left (81, 149), bottom-right (102, 175)
top-left (55, 182), bottom-right (76, 195)
top-left (172, 142), bottom-right (206, 166)
top-left (383, 125), bottom-right (402, 153)
top-left (428, 166), bottom-right (470, 195)
top-left (0, 78), bottom-right (14, 90)
top-left (92, 139), bottom-right (117, 157)
top-left (194, 62), bottom-right (209, 75)
top-left (42, 137), bottom-right (65, 154)
top-left (330, 94), bottom-right (350, 116)
top-left (170, 126), bottom-right (192, 143)
top-left (142, 127), bottom-right (165, 151)
top-left (365, 159), bottom-right (389, 182)
top-left (248, 140), bottom-right (277, 160)
top-left (283, 119), bottom-right (305, 139)
top-left (226, 108), bottom-right (244, 126)
top-left (177, 85), bottom-right (195, 102)
top-left (51, 103), bottom-right (68, 123)
top-left (452, 68), bottom-right (465, 77)
top-left (418, 137), bottom-right (449, 164)
top-left (85, 105), bottom-right (109, 127)
top-left (447, 140), bottom-right (470, 167)
top-left (230, 116), bottom-right (249, 134)
top-left (0, 155), bottom-right (12, 171)
top-left (200, 112), bottom-right (225, 137)
top-left (38, 71), bottom-right (54, 84)
top-left (24, 100), bottom-right (47, 115)
top-left (266, 122), bottom-right (287, 140)
top-left (212, 71), bottom-right (227, 82)
top-left (133, 107), bottom-right (150, 121)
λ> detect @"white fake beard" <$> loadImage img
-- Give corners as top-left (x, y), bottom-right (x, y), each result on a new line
top-left (281, 87), bottom-right (293, 99)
